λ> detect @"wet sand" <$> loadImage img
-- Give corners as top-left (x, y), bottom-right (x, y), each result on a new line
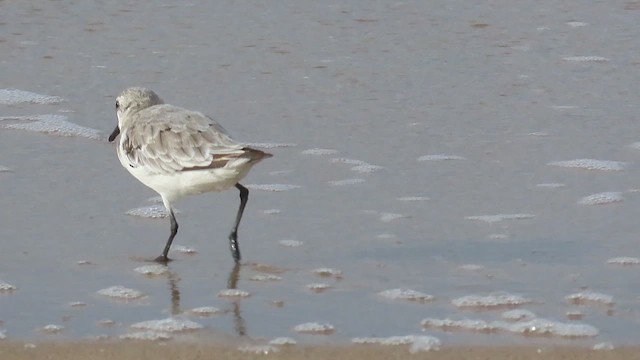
top-left (1, 343), bottom-right (638, 360)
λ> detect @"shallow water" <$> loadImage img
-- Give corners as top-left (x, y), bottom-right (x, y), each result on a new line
top-left (1, 0), bottom-right (640, 349)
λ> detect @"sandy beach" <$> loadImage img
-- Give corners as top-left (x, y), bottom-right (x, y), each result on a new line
top-left (1, 343), bottom-right (639, 360)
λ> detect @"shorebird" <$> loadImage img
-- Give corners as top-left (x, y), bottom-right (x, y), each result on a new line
top-left (108, 87), bottom-right (272, 263)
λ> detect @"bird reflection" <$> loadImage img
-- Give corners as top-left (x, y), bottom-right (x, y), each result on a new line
top-left (227, 263), bottom-right (246, 336)
top-left (163, 263), bottom-right (247, 336)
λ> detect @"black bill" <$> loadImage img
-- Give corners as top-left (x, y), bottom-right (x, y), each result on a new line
top-left (108, 126), bottom-right (120, 142)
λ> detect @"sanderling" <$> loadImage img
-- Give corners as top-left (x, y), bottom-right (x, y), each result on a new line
top-left (108, 87), bottom-right (272, 263)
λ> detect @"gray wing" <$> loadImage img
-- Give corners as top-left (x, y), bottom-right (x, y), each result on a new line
top-left (122, 105), bottom-right (247, 174)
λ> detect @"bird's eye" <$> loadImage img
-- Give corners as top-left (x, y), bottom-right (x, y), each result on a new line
top-left (115, 100), bottom-right (120, 109)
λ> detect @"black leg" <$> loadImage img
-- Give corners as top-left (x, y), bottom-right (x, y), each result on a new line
top-left (229, 183), bottom-right (248, 263)
top-left (155, 208), bottom-right (178, 263)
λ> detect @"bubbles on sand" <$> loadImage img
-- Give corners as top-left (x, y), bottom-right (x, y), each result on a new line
top-left (378, 288), bottom-right (434, 303)
top-left (328, 178), bottom-right (365, 186)
top-left (350, 164), bottom-right (384, 174)
top-left (125, 204), bottom-right (170, 219)
top-left (0, 281), bottom-right (17, 293)
top-left (0, 88), bottom-right (64, 105)
top-left (562, 56), bottom-right (609, 62)
top-left (417, 154), bottom-right (466, 161)
top-left (188, 307), bottom-right (221, 317)
top-left (465, 214), bottom-right (535, 224)
top-left (269, 337), bottom-right (297, 346)
top-left (501, 309), bottom-right (536, 321)
top-left (397, 196), bottom-right (430, 201)
top-left (120, 331), bottom-right (172, 341)
top-left (593, 342), bottom-right (615, 351)
top-left (312, 268), bottom-right (343, 278)
top-left (68, 301), bottom-right (87, 308)
top-left (459, 264), bottom-right (485, 271)
top-left (547, 159), bottom-right (625, 171)
top-left (278, 240), bottom-right (303, 247)
top-left (130, 317), bottom-right (203, 333)
top-left (301, 148), bottom-right (338, 155)
top-left (577, 192), bottom-right (623, 205)
top-left (378, 212), bottom-right (408, 223)
top-left (607, 257), bottom-right (640, 266)
top-left (218, 289), bottom-right (251, 298)
top-left (421, 318), bottom-right (598, 338)
top-left (134, 264), bottom-right (169, 276)
top-left (566, 291), bottom-right (614, 306)
top-left (96, 286), bottom-right (145, 301)
top-left (262, 209), bottom-right (281, 215)
top-left (173, 245), bottom-right (197, 254)
top-left (452, 293), bottom-right (531, 309)
top-left (293, 322), bottom-right (335, 335)
top-left (245, 184), bottom-right (302, 192)
top-left (0, 115), bottom-right (101, 140)
top-left (238, 345), bottom-right (279, 354)
top-left (39, 324), bottom-right (64, 334)
top-left (250, 274), bottom-right (282, 282)
top-left (307, 283), bottom-right (332, 293)
top-left (329, 158), bottom-right (368, 166)
top-left (566, 21), bottom-right (588, 27)
top-left (352, 335), bottom-right (441, 352)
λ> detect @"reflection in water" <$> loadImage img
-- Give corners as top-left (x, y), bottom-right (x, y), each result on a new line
top-left (227, 263), bottom-right (246, 337)
top-left (163, 263), bottom-right (247, 336)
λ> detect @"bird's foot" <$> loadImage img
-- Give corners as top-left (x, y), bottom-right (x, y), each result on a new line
top-left (153, 255), bottom-right (172, 263)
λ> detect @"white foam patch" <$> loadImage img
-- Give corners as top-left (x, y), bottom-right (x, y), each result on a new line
top-left (312, 268), bottom-right (343, 278)
top-left (39, 324), bottom-right (64, 334)
top-left (566, 291), bottom-right (614, 305)
top-left (250, 274), bottom-right (282, 282)
top-left (418, 154), bottom-right (466, 161)
top-left (329, 158), bottom-right (368, 166)
top-left (536, 183), bottom-right (566, 189)
top-left (120, 331), bottom-right (172, 341)
top-left (352, 335), bottom-right (441, 352)
top-left (328, 178), bottom-right (365, 186)
top-left (146, 196), bottom-right (163, 203)
top-left (421, 318), bottom-right (598, 338)
top-left (245, 184), bottom-right (302, 191)
top-left (279, 240), bottom-right (303, 247)
top-left (293, 322), bottom-right (335, 334)
top-left (238, 345), bottom-right (279, 354)
top-left (465, 214), bottom-right (535, 224)
top-left (134, 264), bottom-right (169, 276)
top-left (501, 309), bottom-right (536, 321)
top-left (577, 192), bottom-right (623, 205)
top-left (262, 209), bottom-right (281, 215)
top-left (68, 301), bottom-right (87, 308)
top-left (244, 142), bottom-right (297, 149)
top-left (173, 245), bottom-right (197, 254)
top-left (0, 166), bottom-right (12, 173)
top-left (567, 21), bottom-right (588, 27)
top-left (378, 288), bottom-right (434, 302)
top-left (188, 306), bottom-right (221, 316)
top-left (0, 330), bottom-right (5, 340)
top-left (593, 342), bottom-right (614, 350)
top-left (301, 148), bottom-right (339, 155)
top-left (562, 56), bottom-right (609, 62)
top-left (96, 286), bottom-right (145, 300)
top-left (452, 294), bottom-right (531, 308)
top-left (0, 281), bottom-right (17, 293)
top-left (131, 317), bottom-right (203, 333)
top-left (397, 196), bottom-right (430, 201)
top-left (0, 115), bottom-right (101, 140)
top-left (379, 212), bottom-right (408, 222)
top-left (459, 264), bottom-right (485, 271)
top-left (351, 164), bottom-right (384, 174)
top-left (0, 89), bottom-right (64, 105)
top-left (269, 337), bottom-right (297, 346)
top-left (548, 159), bottom-right (625, 171)
top-left (607, 257), bottom-right (640, 265)
top-left (307, 283), bottom-right (332, 292)
top-left (218, 289), bottom-right (251, 298)
top-left (125, 204), bottom-right (171, 219)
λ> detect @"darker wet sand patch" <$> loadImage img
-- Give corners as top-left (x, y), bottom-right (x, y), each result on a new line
top-left (0, 343), bottom-right (637, 360)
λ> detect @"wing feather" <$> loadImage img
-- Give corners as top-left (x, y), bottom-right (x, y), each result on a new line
top-left (122, 104), bottom-right (248, 175)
